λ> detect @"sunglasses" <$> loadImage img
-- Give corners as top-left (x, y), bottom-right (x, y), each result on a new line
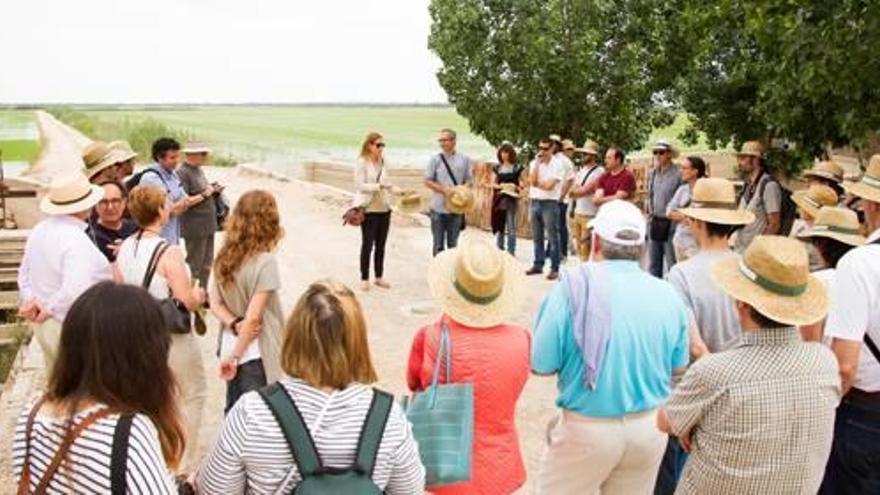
top-left (539, 146), bottom-right (551, 151)
top-left (373, 142), bottom-right (386, 148)
top-left (653, 150), bottom-right (668, 156)
top-left (438, 138), bottom-right (454, 143)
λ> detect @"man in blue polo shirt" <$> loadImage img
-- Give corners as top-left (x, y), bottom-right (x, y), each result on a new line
top-left (532, 200), bottom-right (689, 495)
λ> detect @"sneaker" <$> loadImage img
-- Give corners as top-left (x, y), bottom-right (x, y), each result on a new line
top-left (547, 271), bottom-right (560, 281)
top-left (526, 267), bottom-right (543, 276)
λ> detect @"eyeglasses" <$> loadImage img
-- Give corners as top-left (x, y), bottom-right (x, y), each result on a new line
top-left (539, 146), bottom-right (551, 151)
top-left (373, 142), bottom-right (386, 148)
top-left (653, 150), bottom-right (668, 156)
top-left (97, 198), bottom-right (124, 208)
top-left (438, 138), bottom-right (453, 143)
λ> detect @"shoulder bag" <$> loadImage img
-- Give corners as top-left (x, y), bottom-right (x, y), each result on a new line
top-left (648, 168), bottom-right (673, 242)
top-left (142, 242), bottom-right (192, 334)
top-left (343, 166), bottom-right (383, 227)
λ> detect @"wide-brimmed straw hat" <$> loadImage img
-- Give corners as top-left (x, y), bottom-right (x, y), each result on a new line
top-left (803, 160), bottom-right (844, 184)
top-left (651, 138), bottom-right (680, 158)
top-left (499, 183), bottom-right (520, 198)
top-left (678, 178), bottom-right (756, 225)
top-left (182, 141), bottom-right (212, 154)
top-left (844, 154), bottom-right (880, 204)
top-left (712, 236), bottom-right (828, 326)
top-left (791, 184), bottom-right (839, 219)
top-left (445, 186), bottom-right (475, 214)
top-left (108, 140), bottom-right (138, 163)
top-left (82, 141), bottom-right (125, 180)
top-left (797, 206), bottom-right (866, 247)
top-left (576, 139), bottom-right (600, 156)
top-left (428, 239), bottom-right (526, 328)
top-left (736, 141), bottom-right (765, 158)
top-left (562, 139), bottom-right (576, 151)
top-left (392, 191), bottom-right (424, 215)
top-left (40, 173), bottom-right (105, 215)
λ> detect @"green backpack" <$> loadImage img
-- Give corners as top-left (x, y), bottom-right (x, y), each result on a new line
top-left (258, 383), bottom-right (393, 494)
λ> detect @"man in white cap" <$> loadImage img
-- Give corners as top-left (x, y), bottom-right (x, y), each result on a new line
top-left (177, 141), bottom-right (225, 288)
top-left (18, 173), bottom-right (112, 370)
top-left (820, 154), bottom-right (880, 492)
top-left (646, 138), bottom-right (683, 277)
top-left (532, 199), bottom-right (689, 494)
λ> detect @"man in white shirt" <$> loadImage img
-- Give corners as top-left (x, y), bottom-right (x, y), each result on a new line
top-left (552, 136), bottom-right (576, 260)
top-left (18, 173), bottom-right (111, 370)
top-left (820, 155), bottom-right (880, 493)
top-left (526, 139), bottom-right (564, 280)
top-left (569, 140), bottom-right (604, 260)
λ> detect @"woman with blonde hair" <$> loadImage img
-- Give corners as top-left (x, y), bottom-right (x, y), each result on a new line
top-left (198, 279), bottom-right (425, 493)
top-left (115, 185), bottom-right (207, 474)
top-left (210, 190), bottom-right (285, 411)
top-left (354, 131), bottom-right (398, 291)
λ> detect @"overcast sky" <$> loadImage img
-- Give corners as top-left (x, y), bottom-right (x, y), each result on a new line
top-left (2, 0), bottom-right (447, 104)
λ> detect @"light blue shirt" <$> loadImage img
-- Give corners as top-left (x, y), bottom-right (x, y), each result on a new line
top-left (424, 151), bottom-right (472, 213)
top-left (532, 260), bottom-right (689, 417)
top-left (140, 163), bottom-right (186, 245)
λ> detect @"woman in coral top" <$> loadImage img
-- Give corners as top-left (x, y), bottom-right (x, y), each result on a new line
top-left (407, 239), bottom-right (530, 494)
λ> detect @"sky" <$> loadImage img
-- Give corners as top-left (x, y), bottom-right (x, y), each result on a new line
top-left (1, 0), bottom-right (448, 104)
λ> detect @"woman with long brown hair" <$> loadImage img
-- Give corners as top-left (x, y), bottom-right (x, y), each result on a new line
top-left (354, 131), bottom-right (398, 291)
top-left (13, 282), bottom-right (183, 492)
top-left (210, 190), bottom-right (285, 411)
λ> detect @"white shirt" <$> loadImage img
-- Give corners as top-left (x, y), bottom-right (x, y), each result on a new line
top-left (824, 228), bottom-right (880, 391)
top-left (18, 215), bottom-right (112, 321)
top-left (573, 165), bottom-right (606, 215)
top-left (528, 158), bottom-right (564, 201)
top-left (221, 327), bottom-right (261, 364)
top-left (554, 153), bottom-right (575, 202)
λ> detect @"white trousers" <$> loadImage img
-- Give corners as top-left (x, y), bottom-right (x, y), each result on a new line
top-left (537, 409), bottom-right (666, 495)
top-left (33, 319), bottom-right (63, 374)
top-left (168, 332), bottom-right (207, 473)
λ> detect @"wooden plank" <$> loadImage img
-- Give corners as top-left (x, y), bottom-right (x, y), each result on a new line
top-left (0, 291), bottom-right (18, 309)
top-left (0, 269), bottom-right (18, 285)
top-left (0, 323), bottom-right (29, 341)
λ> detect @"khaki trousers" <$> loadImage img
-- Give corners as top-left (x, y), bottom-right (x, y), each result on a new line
top-left (168, 332), bottom-right (207, 473)
top-left (537, 409), bottom-right (666, 495)
top-left (572, 213), bottom-right (595, 261)
top-left (33, 319), bottom-right (63, 373)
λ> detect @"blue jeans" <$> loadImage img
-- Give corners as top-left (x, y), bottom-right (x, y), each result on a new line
top-left (225, 359), bottom-right (267, 413)
top-left (654, 436), bottom-right (689, 494)
top-left (496, 205), bottom-right (517, 255)
top-left (530, 199), bottom-right (560, 272)
top-left (431, 211), bottom-right (464, 256)
top-left (648, 237), bottom-right (676, 278)
top-left (819, 392), bottom-right (880, 493)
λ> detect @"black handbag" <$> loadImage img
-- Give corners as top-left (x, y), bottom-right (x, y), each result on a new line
top-left (142, 242), bottom-right (192, 334)
top-left (649, 216), bottom-right (672, 242)
top-left (214, 193), bottom-right (230, 231)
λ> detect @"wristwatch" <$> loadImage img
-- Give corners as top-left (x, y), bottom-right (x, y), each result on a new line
top-left (230, 316), bottom-right (244, 336)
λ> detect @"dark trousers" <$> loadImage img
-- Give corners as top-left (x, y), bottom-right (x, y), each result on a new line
top-left (654, 436), bottom-right (689, 494)
top-left (360, 211), bottom-right (391, 280)
top-left (819, 390), bottom-right (880, 493)
top-left (431, 211), bottom-right (464, 256)
top-left (225, 358), bottom-right (267, 413)
top-left (184, 234), bottom-right (214, 288)
top-left (558, 201), bottom-right (569, 258)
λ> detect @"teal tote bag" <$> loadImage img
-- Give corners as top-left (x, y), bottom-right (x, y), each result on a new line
top-left (402, 322), bottom-right (474, 487)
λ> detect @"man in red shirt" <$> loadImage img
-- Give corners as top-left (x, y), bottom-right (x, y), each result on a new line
top-left (595, 147), bottom-right (636, 206)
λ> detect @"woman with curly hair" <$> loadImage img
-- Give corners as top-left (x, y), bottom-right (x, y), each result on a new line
top-left (210, 190), bottom-right (285, 411)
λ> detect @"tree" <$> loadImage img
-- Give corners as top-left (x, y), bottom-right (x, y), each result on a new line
top-left (428, 0), bottom-right (684, 153)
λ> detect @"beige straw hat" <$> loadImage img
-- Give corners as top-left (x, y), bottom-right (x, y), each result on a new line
top-left (548, 134), bottom-right (563, 143)
top-left (652, 138), bottom-right (680, 158)
top-left (802, 160), bottom-right (844, 184)
top-left (678, 178), bottom-right (756, 225)
top-left (797, 206), bottom-right (866, 247)
top-left (791, 184), bottom-right (839, 219)
top-left (182, 141), bottom-right (212, 154)
top-left (40, 173), bottom-right (105, 215)
top-left (392, 191), bottom-right (424, 215)
top-left (428, 239), bottom-right (526, 328)
top-left (445, 186), bottom-right (475, 215)
top-left (844, 154), bottom-right (880, 204)
top-left (736, 141), bottom-right (765, 158)
top-left (562, 139), bottom-right (576, 151)
top-left (82, 141), bottom-right (125, 180)
top-left (499, 183), bottom-right (520, 198)
top-left (576, 139), bottom-right (600, 156)
top-left (712, 236), bottom-right (828, 326)
top-left (108, 140), bottom-right (138, 163)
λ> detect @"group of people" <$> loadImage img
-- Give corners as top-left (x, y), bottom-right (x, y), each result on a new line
top-left (10, 126), bottom-right (880, 494)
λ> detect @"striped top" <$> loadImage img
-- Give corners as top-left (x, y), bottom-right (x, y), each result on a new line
top-left (12, 402), bottom-right (177, 494)
top-left (198, 377), bottom-right (425, 494)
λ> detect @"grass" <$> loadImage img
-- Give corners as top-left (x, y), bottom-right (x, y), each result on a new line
top-left (0, 140), bottom-right (39, 162)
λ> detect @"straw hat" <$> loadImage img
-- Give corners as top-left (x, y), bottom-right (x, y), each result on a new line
top-left (791, 184), bottom-right (839, 219)
top-left (445, 186), bottom-right (475, 214)
top-left (392, 191), bottom-right (424, 215)
top-left (712, 236), bottom-right (828, 326)
top-left (844, 154), bottom-right (880, 204)
top-left (82, 141), bottom-right (125, 180)
top-left (548, 134), bottom-right (563, 143)
top-left (651, 138), bottom-right (680, 158)
top-left (736, 141), bottom-right (765, 158)
top-left (678, 178), bottom-right (756, 225)
top-left (40, 173), bottom-right (105, 216)
top-left (562, 139), bottom-right (576, 151)
top-left (182, 141), bottom-right (212, 154)
top-left (576, 139), bottom-right (600, 156)
top-left (499, 183), bottom-right (520, 198)
top-left (802, 160), bottom-right (844, 184)
top-left (797, 206), bottom-right (866, 247)
top-left (428, 239), bottom-right (526, 328)
top-left (108, 140), bottom-right (138, 163)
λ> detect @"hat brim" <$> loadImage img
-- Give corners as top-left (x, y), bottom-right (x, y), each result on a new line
top-left (576, 148), bottom-right (599, 155)
top-left (678, 207), bottom-right (756, 226)
top-left (791, 193), bottom-right (821, 219)
top-left (500, 190), bottom-right (520, 198)
top-left (40, 184), bottom-right (104, 215)
top-left (183, 147), bottom-right (212, 154)
top-left (428, 248), bottom-right (526, 328)
top-left (796, 227), bottom-right (866, 247)
top-left (115, 151), bottom-right (138, 163)
top-left (802, 170), bottom-right (843, 184)
top-left (844, 181), bottom-right (880, 204)
top-left (711, 256), bottom-right (828, 326)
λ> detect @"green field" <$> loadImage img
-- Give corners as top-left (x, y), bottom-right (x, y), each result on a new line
top-left (0, 110), bottom-right (39, 163)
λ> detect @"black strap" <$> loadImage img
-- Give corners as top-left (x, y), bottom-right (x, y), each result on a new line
top-left (580, 164), bottom-right (599, 188)
top-left (865, 335), bottom-right (880, 365)
top-left (439, 154), bottom-right (459, 187)
top-left (141, 241), bottom-right (170, 290)
top-left (258, 383), bottom-right (323, 477)
top-left (142, 168), bottom-right (169, 192)
top-left (110, 414), bottom-right (134, 494)
top-left (354, 390), bottom-right (393, 476)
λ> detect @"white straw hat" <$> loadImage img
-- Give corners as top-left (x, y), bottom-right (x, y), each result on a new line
top-left (445, 186), bottom-right (475, 215)
top-left (797, 206), bottom-right (866, 247)
top-left (182, 141), bottom-right (212, 154)
top-left (40, 173), bottom-right (105, 215)
top-left (844, 155), bottom-right (880, 204)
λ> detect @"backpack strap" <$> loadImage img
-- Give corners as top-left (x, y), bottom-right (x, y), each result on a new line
top-left (258, 383), bottom-right (322, 477)
top-left (110, 414), bottom-right (134, 494)
top-left (353, 389), bottom-right (393, 477)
